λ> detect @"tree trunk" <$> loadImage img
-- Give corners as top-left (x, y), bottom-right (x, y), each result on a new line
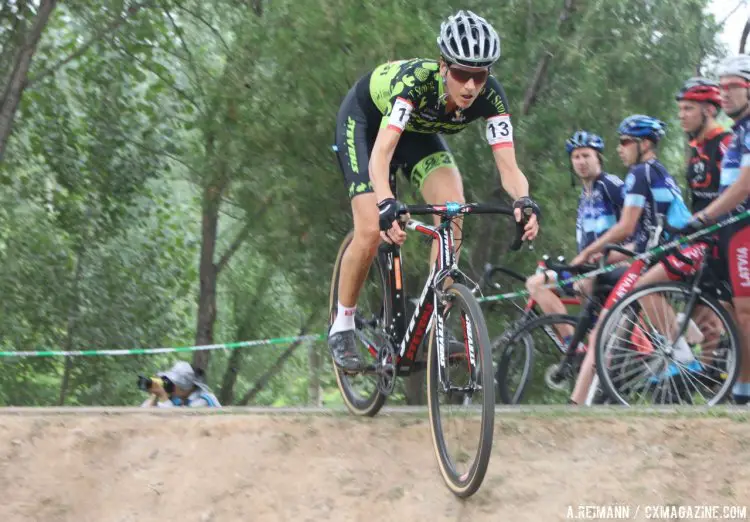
top-left (192, 177), bottom-right (223, 372)
top-left (193, 184), bottom-right (272, 376)
top-left (190, 4), bottom-right (263, 375)
top-left (0, 0), bottom-right (57, 162)
top-left (218, 349), bottom-right (242, 405)
top-left (217, 263), bottom-right (274, 405)
top-left (58, 246), bottom-right (85, 406)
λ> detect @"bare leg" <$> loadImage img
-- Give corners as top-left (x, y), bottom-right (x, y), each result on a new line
top-left (337, 193), bottom-right (382, 307)
top-left (420, 166), bottom-right (464, 272)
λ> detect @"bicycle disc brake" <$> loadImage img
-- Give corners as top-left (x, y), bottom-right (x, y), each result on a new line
top-left (376, 342), bottom-right (397, 396)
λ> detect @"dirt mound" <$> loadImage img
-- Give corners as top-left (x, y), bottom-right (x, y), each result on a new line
top-left (1, 408), bottom-right (749, 522)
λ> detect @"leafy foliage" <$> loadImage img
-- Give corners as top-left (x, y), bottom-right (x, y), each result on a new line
top-left (0, 0), bottom-right (732, 405)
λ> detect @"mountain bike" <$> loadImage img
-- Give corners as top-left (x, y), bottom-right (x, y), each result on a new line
top-left (328, 191), bottom-right (530, 497)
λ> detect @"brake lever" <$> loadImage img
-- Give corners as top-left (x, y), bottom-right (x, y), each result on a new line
top-left (510, 207), bottom-right (534, 252)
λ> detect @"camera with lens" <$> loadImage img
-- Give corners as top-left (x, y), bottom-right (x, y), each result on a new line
top-left (137, 375), bottom-right (175, 394)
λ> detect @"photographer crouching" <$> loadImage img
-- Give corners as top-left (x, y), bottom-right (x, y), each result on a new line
top-left (139, 361), bottom-right (221, 408)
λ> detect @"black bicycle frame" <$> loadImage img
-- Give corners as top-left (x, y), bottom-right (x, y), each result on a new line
top-left (368, 200), bottom-right (521, 389)
top-left (376, 209), bottom-right (464, 379)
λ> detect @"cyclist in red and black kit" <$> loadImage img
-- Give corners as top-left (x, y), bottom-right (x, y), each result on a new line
top-left (685, 55), bottom-right (750, 403)
top-left (634, 78), bottom-right (731, 287)
top-left (327, 10), bottom-right (541, 371)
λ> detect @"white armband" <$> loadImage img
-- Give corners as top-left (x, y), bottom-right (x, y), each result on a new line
top-left (387, 97), bottom-right (413, 132)
top-left (486, 114), bottom-right (513, 149)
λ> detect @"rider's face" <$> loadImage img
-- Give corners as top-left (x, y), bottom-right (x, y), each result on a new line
top-left (720, 75), bottom-right (750, 118)
top-left (570, 148), bottom-right (601, 180)
top-left (440, 62), bottom-right (489, 109)
top-left (617, 136), bottom-right (641, 167)
top-left (677, 100), bottom-right (708, 134)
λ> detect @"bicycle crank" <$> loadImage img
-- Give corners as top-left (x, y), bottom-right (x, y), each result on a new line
top-left (376, 342), bottom-right (397, 396)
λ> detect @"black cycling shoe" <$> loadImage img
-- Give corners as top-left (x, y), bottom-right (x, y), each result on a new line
top-left (328, 330), bottom-right (366, 372)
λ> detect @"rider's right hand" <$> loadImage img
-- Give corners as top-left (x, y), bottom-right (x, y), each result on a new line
top-left (377, 198), bottom-right (408, 246)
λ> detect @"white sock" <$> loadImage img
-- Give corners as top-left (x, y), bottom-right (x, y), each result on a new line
top-left (330, 302), bottom-right (356, 335)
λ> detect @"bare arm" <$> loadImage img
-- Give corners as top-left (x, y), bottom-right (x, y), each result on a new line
top-left (369, 126), bottom-right (401, 202)
top-left (492, 146), bottom-right (529, 200)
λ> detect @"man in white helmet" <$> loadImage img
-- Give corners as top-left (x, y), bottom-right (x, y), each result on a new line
top-left (328, 10), bottom-right (541, 371)
top-left (685, 54), bottom-right (750, 403)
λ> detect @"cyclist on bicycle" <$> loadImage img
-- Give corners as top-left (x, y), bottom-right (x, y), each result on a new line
top-left (623, 78), bottom-right (733, 374)
top-left (684, 55), bottom-right (750, 404)
top-left (635, 78), bottom-right (732, 287)
top-left (569, 114), bottom-right (684, 404)
top-left (329, 10), bottom-right (540, 371)
top-left (525, 131), bottom-right (625, 352)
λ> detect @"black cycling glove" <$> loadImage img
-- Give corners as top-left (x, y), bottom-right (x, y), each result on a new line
top-left (377, 198), bottom-right (403, 231)
top-left (513, 196), bottom-right (542, 221)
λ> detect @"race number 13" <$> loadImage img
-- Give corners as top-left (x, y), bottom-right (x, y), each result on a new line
top-left (387, 97), bottom-right (413, 132)
top-left (486, 114), bottom-right (513, 148)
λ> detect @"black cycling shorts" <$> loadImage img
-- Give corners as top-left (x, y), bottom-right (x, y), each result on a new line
top-left (333, 75), bottom-right (458, 199)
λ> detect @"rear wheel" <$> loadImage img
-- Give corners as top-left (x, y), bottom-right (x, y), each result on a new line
top-left (329, 232), bottom-right (388, 416)
top-left (427, 283), bottom-right (494, 498)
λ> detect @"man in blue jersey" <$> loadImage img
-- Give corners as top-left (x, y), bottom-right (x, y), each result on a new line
top-left (570, 115), bottom-right (683, 404)
top-left (525, 131), bottom-right (624, 353)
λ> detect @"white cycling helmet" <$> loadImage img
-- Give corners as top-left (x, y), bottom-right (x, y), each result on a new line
top-left (437, 10), bottom-right (500, 68)
top-left (717, 54), bottom-right (750, 81)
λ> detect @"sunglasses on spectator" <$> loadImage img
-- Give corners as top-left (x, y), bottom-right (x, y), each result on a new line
top-left (448, 66), bottom-right (489, 84)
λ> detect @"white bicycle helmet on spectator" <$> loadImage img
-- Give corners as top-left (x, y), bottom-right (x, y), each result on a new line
top-left (717, 54), bottom-right (750, 117)
top-left (717, 54), bottom-right (750, 81)
top-left (437, 10), bottom-right (500, 68)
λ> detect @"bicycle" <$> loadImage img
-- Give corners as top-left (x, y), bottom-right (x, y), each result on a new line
top-left (328, 190), bottom-right (529, 497)
top-left (481, 260), bottom-right (584, 404)
top-left (594, 234), bottom-right (740, 406)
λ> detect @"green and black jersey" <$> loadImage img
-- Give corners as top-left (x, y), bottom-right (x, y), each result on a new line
top-left (335, 58), bottom-right (515, 198)
top-left (354, 58), bottom-right (513, 147)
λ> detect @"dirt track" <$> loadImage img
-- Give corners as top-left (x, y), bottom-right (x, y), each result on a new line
top-left (1, 408), bottom-right (749, 522)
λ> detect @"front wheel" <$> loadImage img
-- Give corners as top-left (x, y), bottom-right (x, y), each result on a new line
top-left (494, 314), bottom-right (580, 404)
top-left (427, 283), bottom-right (494, 498)
top-left (595, 282), bottom-right (740, 406)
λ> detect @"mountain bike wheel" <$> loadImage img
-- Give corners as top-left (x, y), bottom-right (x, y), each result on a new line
top-left (595, 282), bottom-right (740, 406)
top-left (427, 283), bottom-right (493, 498)
top-left (329, 231), bottom-right (388, 416)
top-left (494, 314), bottom-right (579, 404)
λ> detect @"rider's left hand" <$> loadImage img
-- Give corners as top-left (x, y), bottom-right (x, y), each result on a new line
top-left (513, 209), bottom-right (539, 241)
top-left (512, 196), bottom-right (541, 242)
